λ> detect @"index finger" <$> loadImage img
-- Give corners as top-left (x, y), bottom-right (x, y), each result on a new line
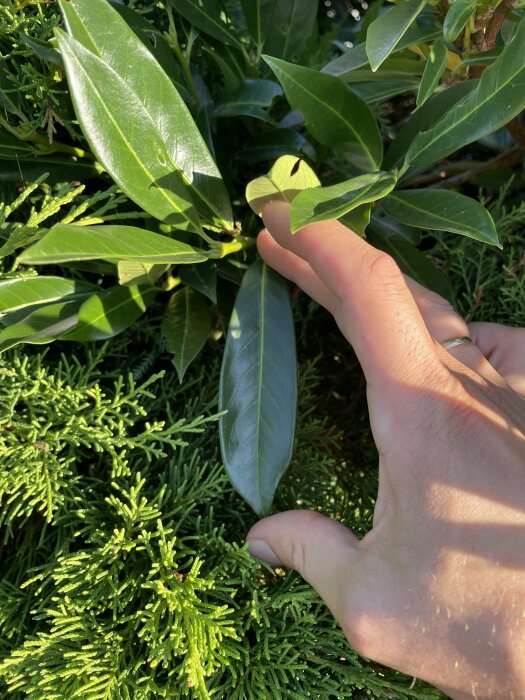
top-left (262, 201), bottom-right (438, 388)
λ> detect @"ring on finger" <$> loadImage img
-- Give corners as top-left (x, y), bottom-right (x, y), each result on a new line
top-left (439, 336), bottom-right (473, 351)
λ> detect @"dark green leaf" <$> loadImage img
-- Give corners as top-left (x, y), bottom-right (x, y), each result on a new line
top-left (61, 285), bottom-right (155, 341)
top-left (219, 260), bottom-right (297, 516)
top-left (366, 230), bottom-right (454, 303)
top-left (369, 207), bottom-right (421, 244)
top-left (0, 276), bottom-right (96, 315)
top-left (0, 299), bottom-right (84, 352)
top-left (213, 80), bottom-right (282, 122)
top-left (263, 0), bottom-right (319, 63)
top-left (0, 128), bottom-right (35, 159)
top-left (416, 40), bottom-right (448, 108)
top-left (443, 0), bottom-right (479, 42)
top-left (179, 262), bottom-right (217, 303)
top-left (383, 80), bottom-right (476, 168)
top-left (263, 56), bottom-right (382, 170)
top-left (352, 80), bottom-right (418, 104)
top-left (20, 224), bottom-right (207, 265)
top-left (20, 35), bottom-right (63, 66)
top-left (241, 0), bottom-right (276, 46)
top-left (235, 128), bottom-right (315, 163)
top-left (382, 190), bottom-right (500, 246)
top-left (366, 0), bottom-right (428, 72)
top-left (0, 64), bottom-right (23, 118)
top-left (406, 19), bottom-right (525, 167)
top-left (168, 0), bottom-right (243, 49)
top-left (290, 171), bottom-right (397, 232)
top-left (322, 26), bottom-right (440, 78)
top-left (58, 0), bottom-right (233, 231)
top-left (341, 56), bottom-right (426, 84)
top-left (161, 287), bottom-right (211, 382)
top-left (0, 155), bottom-right (101, 183)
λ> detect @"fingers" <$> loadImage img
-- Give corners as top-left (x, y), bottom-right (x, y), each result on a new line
top-left (469, 322), bottom-right (525, 395)
top-left (261, 201), bottom-right (437, 388)
top-left (247, 510), bottom-right (361, 622)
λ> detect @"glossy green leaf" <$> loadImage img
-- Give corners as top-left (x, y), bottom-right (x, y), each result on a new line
top-left (323, 26), bottom-right (440, 78)
top-left (406, 19), bottom-right (525, 167)
top-left (383, 80), bottom-right (476, 168)
top-left (0, 128), bottom-right (35, 159)
top-left (0, 276), bottom-right (95, 315)
top-left (416, 40), bottom-right (448, 108)
top-left (213, 80), bottom-right (282, 122)
top-left (179, 262), bottom-right (217, 303)
top-left (290, 171), bottom-right (397, 233)
top-left (62, 285), bottom-right (155, 341)
top-left (161, 287), bottom-right (211, 382)
top-left (20, 224), bottom-right (207, 265)
top-left (353, 80), bottom-right (418, 104)
top-left (20, 35), bottom-right (63, 66)
top-left (235, 128), bottom-right (315, 163)
top-left (366, 0), bottom-right (428, 72)
top-left (168, 0), bottom-right (243, 49)
top-left (339, 204), bottom-right (372, 237)
top-left (263, 56), bottom-right (382, 170)
top-left (443, 0), bottom-right (479, 42)
top-left (246, 155), bottom-right (321, 216)
top-left (366, 230), bottom-right (454, 303)
top-left (382, 190), bottom-right (500, 246)
top-left (117, 261), bottom-right (168, 287)
top-left (0, 299), bottom-right (84, 352)
top-left (369, 207), bottom-right (421, 244)
top-left (241, 0), bottom-right (276, 46)
top-left (58, 0), bottom-right (233, 231)
top-left (219, 260), bottom-right (297, 516)
top-left (263, 0), bottom-right (319, 63)
top-left (0, 155), bottom-right (101, 183)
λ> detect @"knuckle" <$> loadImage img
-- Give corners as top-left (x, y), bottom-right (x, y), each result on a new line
top-left (359, 249), bottom-right (405, 294)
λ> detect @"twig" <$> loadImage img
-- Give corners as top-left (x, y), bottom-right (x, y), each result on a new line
top-left (430, 148), bottom-right (523, 188)
top-left (484, 0), bottom-right (514, 49)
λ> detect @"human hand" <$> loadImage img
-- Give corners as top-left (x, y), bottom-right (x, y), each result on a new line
top-left (246, 200), bottom-right (525, 700)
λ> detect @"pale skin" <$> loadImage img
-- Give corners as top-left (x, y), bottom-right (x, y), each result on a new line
top-left (246, 200), bottom-right (525, 700)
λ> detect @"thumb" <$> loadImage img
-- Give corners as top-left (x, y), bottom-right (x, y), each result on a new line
top-left (247, 510), bottom-right (361, 622)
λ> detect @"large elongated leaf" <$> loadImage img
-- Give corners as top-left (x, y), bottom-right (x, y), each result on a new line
top-left (58, 0), bottom-right (232, 231)
top-left (235, 128), bottom-right (315, 163)
top-left (62, 285), bottom-right (155, 341)
top-left (322, 26), bottom-right (440, 78)
top-left (264, 56), bottom-right (382, 171)
top-left (443, 0), bottom-right (479, 42)
top-left (219, 260), bottom-right (297, 516)
top-left (366, 0), bottom-right (428, 72)
top-left (366, 230), bottom-right (454, 303)
top-left (0, 299), bottom-right (84, 352)
top-left (383, 80), bottom-right (476, 168)
top-left (179, 262), bottom-right (217, 303)
top-left (169, 0), bottom-right (243, 49)
top-left (0, 155), bottom-right (101, 183)
top-left (0, 277), bottom-right (95, 315)
top-left (213, 80), bottom-right (282, 122)
top-left (20, 224), bottom-right (207, 265)
top-left (406, 19), bottom-right (525, 167)
top-left (263, 0), bottom-right (319, 63)
top-left (382, 190), bottom-right (500, 246)
top-left (416, 40), bottom-right (448, 108)
top-left (241, 0), bottom-right (276, 46)
top-left (290, 171), bottom-right (397, 232)
top-left (161, 287), bottom-right (211, 382)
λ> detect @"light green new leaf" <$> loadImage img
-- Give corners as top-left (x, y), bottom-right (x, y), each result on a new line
top-left (246, 155), bottom-right (321, 215)
top-left (365, 0), bottom-right (428, 72)
top-left (62, 285), bottom-right (155, 341)
top-left (382, 190), bottom-right (500, 246)
top-left (264, 56), bottom-right (382, 170)
top-left (20, 224), bottom-right (207, 265)
top-left (0, 276), bottom-right (96, 315)
top-left (339, 204), bottom-right (372, 237)
top-left (290, 171), bottom-right (397, 233)
top-left (406, 19), bottom-right (525, 167)
top-left (58, 0), bottom-right (232, 231)
top-left (213, 80), bottom-right (282, 122)
top-left (366, 230), bottom-right (454, 303)
top-left (443, 0), bottom-right (479, 42)
top-left (416, 40), bottom-right (448, 108)
top-left (169, 0), bottom-right (243, 49)
top-left (263, 0), bottom-right (319, 63)
top-left (384, 80), bottom-right (476, 168)
top-left (323, 26), bottom-right (440, 78)
top-left (241, 0), bottom-right (276, 46)
top-left (0, 299), bottom-right (84, 353)
top-left (219, 260), bottom-right (297, 516)
top-left (161, 287), bottom-right (211, 382)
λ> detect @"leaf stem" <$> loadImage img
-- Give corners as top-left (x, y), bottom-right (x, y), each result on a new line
top-left (208, 236), bottom-right (256, 259)
top-left (165, 8), bottom-right (200, 104)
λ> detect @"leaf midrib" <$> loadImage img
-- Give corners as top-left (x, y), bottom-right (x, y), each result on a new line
top-left (255, 263), bottom-right (267, 507)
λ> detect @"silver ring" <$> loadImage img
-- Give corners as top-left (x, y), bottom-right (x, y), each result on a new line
top-left (440, 336), bottom-right (473, 350)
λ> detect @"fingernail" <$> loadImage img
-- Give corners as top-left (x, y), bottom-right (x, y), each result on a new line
top-left (247, 539), bottom-right (282, 567)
